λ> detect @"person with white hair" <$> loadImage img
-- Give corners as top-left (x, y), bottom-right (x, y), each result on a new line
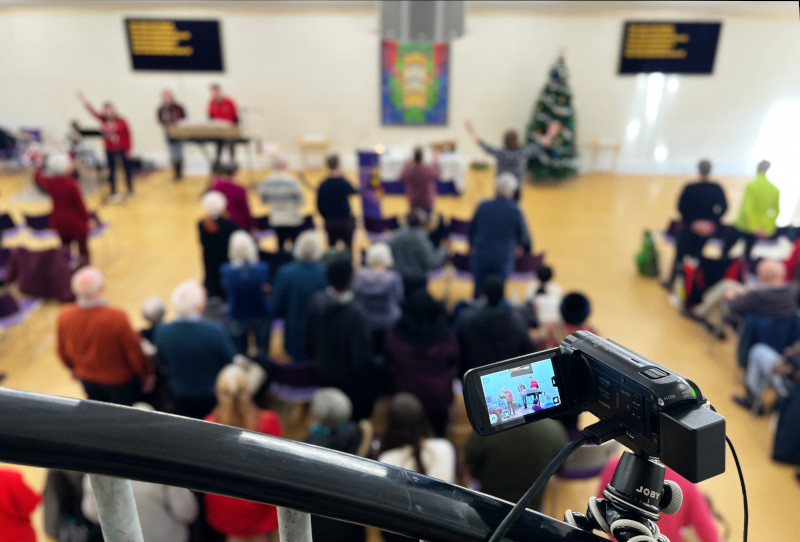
top-left (305, 387), bottom-right (371, 542)
top-left (139, 296), bottom-right (165, 343)
top-left (34, 152), bottom-right (94, 266)
top-left (722, 159), bottom-right (780, 261)
top-left (273, 230), bottom-right (327, 361)
top-left (56, 267), bottom-right (153, 405)
top-left (257, 154), bottom-right (305, 251)
top-left (355, 242), bottom-right (404, 354)
top-left (387, 208), bottom-right (448, 296)
top-left (468, 173), bottom-right (531, 298)
top-left (154, 280), bottom-right (238, 419)
top-left (221, 231), bottom-right (272, 361)
top-left (199, 190), bottom-right (238, 300)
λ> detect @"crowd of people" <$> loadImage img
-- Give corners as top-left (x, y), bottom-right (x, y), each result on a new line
top-left (0, 117), bottom-right (734, 542)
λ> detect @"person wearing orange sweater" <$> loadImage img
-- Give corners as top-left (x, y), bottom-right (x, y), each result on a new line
top-left (57, 267), bottom-right (153, 405)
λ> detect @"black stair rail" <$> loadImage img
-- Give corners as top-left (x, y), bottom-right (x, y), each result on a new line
top-left (0, 388), bottom-right (603, 541)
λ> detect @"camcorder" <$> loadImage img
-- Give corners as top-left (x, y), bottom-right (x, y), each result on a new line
top-left (463, 331), bottom-right (726, 483)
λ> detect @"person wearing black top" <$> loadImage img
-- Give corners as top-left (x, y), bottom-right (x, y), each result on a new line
top-left (156, 90), bottom-right (186, 181)
top-left (665, 160), bottom-right (727, 288)
top-left (317, 155), bottom-right (358, 250)
top-left (198, 191), bottom-right (238, 300)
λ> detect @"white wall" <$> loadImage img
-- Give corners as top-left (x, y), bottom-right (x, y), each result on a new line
top-left (0, 2), bottom-right (798, 182)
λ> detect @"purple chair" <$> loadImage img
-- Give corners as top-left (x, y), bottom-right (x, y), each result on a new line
top-left (509, 252), bottom-right (545, 282)
top-left (0, 293), bottom-right (42, 353)
top-left (24, 213), bottom-right (58, 241)
top-left (267, 360), bottom-right (318, 404)
top-left (364, 216), bottom-right (399, 243)
top-left (448, 218), bottom-right (470, 243)
top-left (254, 215), bottom-right (276, 241)
top-left (451, 252), bottom-right (473, 281)
top-left (0, 214), bottom-right (23, 240)
top-left (0, 248), bottom-right (10, 283)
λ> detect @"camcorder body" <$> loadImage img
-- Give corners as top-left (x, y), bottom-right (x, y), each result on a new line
top-left (463, 331), bottom-right (726, 483)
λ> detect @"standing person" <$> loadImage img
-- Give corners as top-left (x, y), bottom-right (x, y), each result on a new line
top-left (464, 419), bottom-right (568, 512)
top-left (456, 275), bottom-right (535, 377)
top-left (385, 290), bottom-right (459, 437)
top-left (378, 394), bottom-right (456, 542)
top-left (664, 159), bottom-right (728, 288)
top-left (399, 147), bottom-right (440, 214)
top-left (57, 267), bottom-right (153, 405)
top-left (35, 152), bottom-right (94, 266)
top-left (317, 155), bottom-right (358, 250)
top-left (77, 91), bottom-right (134, 201)
top-left (211, 163), bottom-right (256, 232)
top-left (387, 208), bottom-right (448, 296)
top-left (305, 388), bottom-right (372, 542)
top-left (154, 281), bottom-right (238, 419)
top-left (198, 191), bottom-right (238, 301)
top-left (273, 231), bottom-right (328, 362)
top-left (208, 83), bottom-right (239, 167)
top-left (258, 155), bottom-right (305, 251)
top-left (0, 468), bottom-right (41, 542)
top-left (156, 89), bottom-right (186, 181)
top-left (305, 260), bottom-right (375, 420)
top-left (354, 243), bottom-right (404, 357)
top-left (469, 173), bottom-right (531, 298)
top-left (466, 119), bottom-right (559, 200)
top-left (722, 160), bottom-right (780, 261)
top-left (221, 231), bottom-right (271, 363)
top-left (204, 365), bottom-right (282, 542)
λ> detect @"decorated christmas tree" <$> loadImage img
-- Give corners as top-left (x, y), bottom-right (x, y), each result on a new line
top-left (526, 55), bottom-right (578, 181)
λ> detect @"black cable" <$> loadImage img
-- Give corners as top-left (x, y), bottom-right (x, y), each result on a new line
top-left (487, 433), bottom-right (589, 542)
top-left (488, 419), bottom-right (625, 542)
top-left (725, 435), bottom-right (748, 542)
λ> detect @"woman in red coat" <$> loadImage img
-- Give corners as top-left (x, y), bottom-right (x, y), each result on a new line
top-left (36, 152), bottom-right (93, 265)
top-left (205, 364), bottom-right (281, 542)
top-left (77, 91), bottom-right (134, 200)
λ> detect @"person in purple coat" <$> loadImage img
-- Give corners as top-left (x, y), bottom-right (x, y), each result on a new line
top-left (385, 290), bottom-right (460, 437)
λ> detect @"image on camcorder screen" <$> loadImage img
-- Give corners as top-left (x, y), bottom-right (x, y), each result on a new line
top-left (480, 359), bottom-right (560, 425)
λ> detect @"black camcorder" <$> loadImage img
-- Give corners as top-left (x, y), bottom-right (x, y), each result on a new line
top-left (463, 331), bottom-right (726, 483)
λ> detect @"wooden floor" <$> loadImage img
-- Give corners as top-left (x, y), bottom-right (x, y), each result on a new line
top-left (0, 166), bottom-right (792, 541)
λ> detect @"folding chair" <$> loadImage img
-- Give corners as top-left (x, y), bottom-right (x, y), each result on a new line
top-left (24, 214), bottom-right (58, 241)
top-left (254, 215), bottom-right (276, 241)
top-left (448, 218), bottom-right (470, 243)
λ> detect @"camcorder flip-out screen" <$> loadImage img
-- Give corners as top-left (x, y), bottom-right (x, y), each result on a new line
top-left (463, 332), bottom-right (727, 483)
top-left (465, 349), bottom-right (572, 436)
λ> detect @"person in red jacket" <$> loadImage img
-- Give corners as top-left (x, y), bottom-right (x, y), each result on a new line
top-left (205, 364), bottom-right (281, 542)
top-left (77, 91), bottom-right (134, 201)
top-left (36, 152), bottom-right (95, 266)
top-left (208, 83), bottom-right (239, 168)
top-left (0, 468), bottom-right (41, 542)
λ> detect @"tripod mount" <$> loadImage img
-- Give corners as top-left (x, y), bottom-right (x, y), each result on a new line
top-left (565, 451), bottom-right (684, 542)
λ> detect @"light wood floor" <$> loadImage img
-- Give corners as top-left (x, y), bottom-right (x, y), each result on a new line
top-left (0, 166), bottom-right (792, 541)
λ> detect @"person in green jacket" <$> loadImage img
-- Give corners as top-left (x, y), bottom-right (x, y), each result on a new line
top-left (722, 160), bottom-right (780, 261)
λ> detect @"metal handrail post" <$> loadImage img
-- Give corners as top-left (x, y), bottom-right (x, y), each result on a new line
top-left (278, 507), bottom-right (313, 541)
top-left (88, 475), bottom-right (144, 542)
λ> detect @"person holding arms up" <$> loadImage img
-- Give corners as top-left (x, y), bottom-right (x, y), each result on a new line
top-left (77, 91), bottom-right (134, 201)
